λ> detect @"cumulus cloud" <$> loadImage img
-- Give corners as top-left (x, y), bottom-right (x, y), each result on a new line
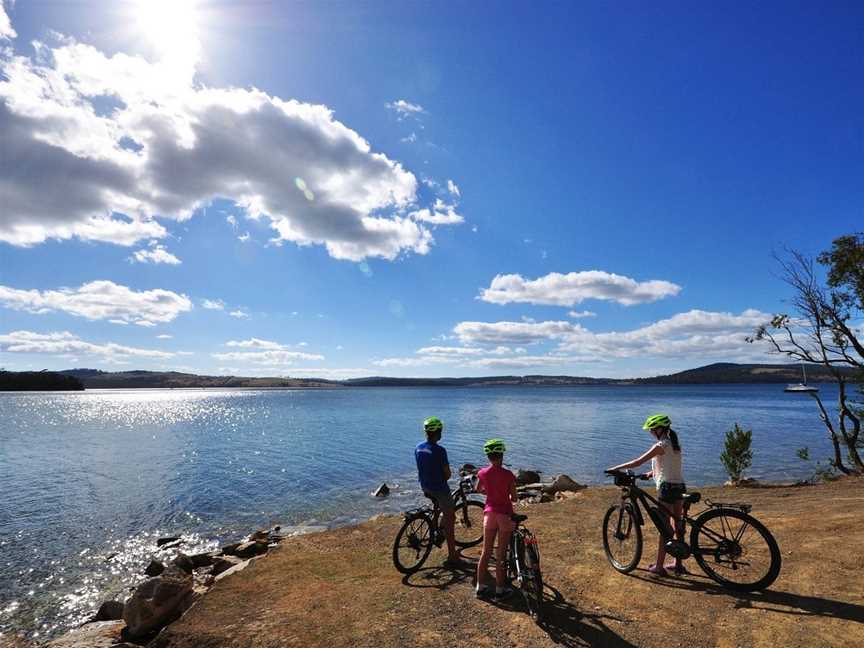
top-left (454, 320), bottom-right (584, 346)
top-left (447, 179), bottom-right (460, 197)
top-left (0, 330), bottom-right (175, 359)
top-left (229, 310), bottom-right (249, 318)
top-left (0, 1), bottom-right (15, 40)
top-left (211, 349), bottom-right (324, 365)
top-left (201, 299), bottom-right (225, 310)
top-left (0, 25), bottom-right (460, 260)
top-left (156, 334), bottom-right (173, 339)
top-left (479, 271), bottom-right (682, 307)
top-left (0, 280), bottom-right (192, 326)
top-left (225, 338), bottom-right (286, 350)
top-left (409, 199), bottom-right (464, 226)
top-left (131, 244), bottom-right (181, 265)
top-left (568, 310), bottom-right (596, 318)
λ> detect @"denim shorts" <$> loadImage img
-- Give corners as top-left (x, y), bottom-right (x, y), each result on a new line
top-left (658, 481), bottom-right (686, 503)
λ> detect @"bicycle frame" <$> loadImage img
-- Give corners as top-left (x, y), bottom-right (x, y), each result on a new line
top-left (616, 481), bottom-right (693, 541)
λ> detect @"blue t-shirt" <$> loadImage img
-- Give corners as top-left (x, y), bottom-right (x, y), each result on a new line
top-left (415, 441), bottom-right (449, 493)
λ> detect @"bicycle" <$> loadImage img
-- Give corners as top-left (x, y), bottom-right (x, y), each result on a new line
top-left (602, 470), bottom-right (781, 592)
top-left (392, 473), bottom-right (485, 574)
top-left (503, 513), bottom-right (544, 622)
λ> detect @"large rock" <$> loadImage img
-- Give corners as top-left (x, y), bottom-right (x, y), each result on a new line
top-left (234, 540), bottom-right (268, 559)
top-left (172, 553), bottom-right (195, 573)
top-left (45, 621), bottom-right (124, 647)
top-left (372, 483), bottom-right (390, 497)
top-left (123, 564), bottom-right (195, 639)
top-left (516, 469), bottom-right (542, 486)
top-left (91, 600), bottom-right (124, 622)
top-left (188, 551), bottom-right (217, 568)
top-left (220, 542), bottom-right (241, 556)
top-left (211, 555), bottom-right (243, 576)
top-left (144, 560), bottom-right (164, 577)
top-left (541, 474), bottom-right (586, 494)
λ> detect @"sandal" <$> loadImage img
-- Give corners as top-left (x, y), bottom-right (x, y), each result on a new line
top-left (647, 563), bottom-right (668, 577)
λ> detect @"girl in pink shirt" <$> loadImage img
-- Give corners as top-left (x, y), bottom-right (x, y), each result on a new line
top-left (475, 438), bottom-right (518, 600)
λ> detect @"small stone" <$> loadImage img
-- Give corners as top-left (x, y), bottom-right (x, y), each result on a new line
top-left (156, 536), bottom-right (181, 547)
top-left (144, 560), bottom-right (164, 577)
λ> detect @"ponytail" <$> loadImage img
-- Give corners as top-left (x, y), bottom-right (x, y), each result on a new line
top-left (667, 428), bottom-right (681, 453)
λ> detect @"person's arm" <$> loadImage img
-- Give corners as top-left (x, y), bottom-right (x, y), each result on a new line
top-left (510, 479), bottom-right (518, 503)
top-left (443, 464), bottom-right (452, 481)
top-left (607, 444), bottom-right (664, 472)
top-left (441, 446), bottom-right (451, 481)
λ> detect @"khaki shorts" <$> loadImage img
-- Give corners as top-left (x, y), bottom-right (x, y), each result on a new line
top-left (424, 490), bottom-right (455, 513)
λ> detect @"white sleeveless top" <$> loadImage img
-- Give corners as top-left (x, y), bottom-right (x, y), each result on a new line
top-left (651, 438), bottom-right (684, 487)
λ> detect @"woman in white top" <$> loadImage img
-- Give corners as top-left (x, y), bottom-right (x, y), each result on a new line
top-left (607, 414), bottom-right (686, 577)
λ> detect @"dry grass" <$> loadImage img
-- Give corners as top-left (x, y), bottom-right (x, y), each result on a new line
top-left (154, 477), bottom-right (864, 648)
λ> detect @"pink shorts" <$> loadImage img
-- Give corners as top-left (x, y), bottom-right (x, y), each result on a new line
top-left (483, 512), bottom-right (515, 535)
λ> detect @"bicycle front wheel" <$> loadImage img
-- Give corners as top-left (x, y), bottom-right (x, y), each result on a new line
top-left (453, 499), bottom-right (484, 547)
top-left (602, 503), bottom-right (642, 573)
top-left (520, 533), bottom-right (544, 623)
top-left (690, 508), bottom-right (781, 592)
top-left (392, 514), bottom-right (434, 574)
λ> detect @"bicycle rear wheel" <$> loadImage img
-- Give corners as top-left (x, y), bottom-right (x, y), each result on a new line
top-left (602, 503), bottom-right (642, 573)
top-left (520, 533), bottom-right (544, 623)
top-left (453, 499), bottom-right (484, 547)
top-left (392, 514), bottom-right (434, 574)
top-left (690, 508), bottom-right (781, 592)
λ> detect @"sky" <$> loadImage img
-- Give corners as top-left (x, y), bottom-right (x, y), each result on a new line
top-left (0, 1), bottom-right (861, 379)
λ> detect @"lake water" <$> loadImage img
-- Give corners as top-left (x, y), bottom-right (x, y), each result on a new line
top-left (0, 384), bottom-right (843, 640)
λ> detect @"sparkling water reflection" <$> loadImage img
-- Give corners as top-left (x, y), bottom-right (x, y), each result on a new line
top-left (0, 385), bottom-right (840, 639)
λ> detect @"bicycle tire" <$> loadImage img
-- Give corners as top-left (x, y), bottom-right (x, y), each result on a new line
top-left (392, 513), bottom-right (434, 574)
top-left (521, 535), bottom-right (544, 623)
top-left (453, 499), bottom-right (484, 547)
top-left (602, 503), bottom-right (642, 573)
top-left (690, 508), bottom-right (781, 592)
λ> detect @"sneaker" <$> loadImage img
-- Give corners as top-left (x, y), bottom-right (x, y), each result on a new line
top-left (443, 557), bottom-right (466, 569)
top-left (494, 587), bottom-right (515, 601)
top-left (475, 586), bottom-right (491, 599)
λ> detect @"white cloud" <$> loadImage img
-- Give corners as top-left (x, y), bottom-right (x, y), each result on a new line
top-left (156, 334), bottom-right (173, 339)
top-left (201, 299), bottom-right (225, 310)
top-left (0, 27), bottom-right (460, 260)
top-left (225, 338), bottom-right (284, 350)
top-left (226, 214), bottom-right (237, 227)
top-left (0, 330), bottom-right (175, 359)
top-left (568, 310), bottom-right (596, 319)
top-left (455, 320), bottom-right (583, 346)
top-left (0, 1), bottom-right (15, 40)
top-left (131, 245), bottom-right (181, 265)
top-left (410, 199), bottom-right (464, 225)
top-left (238, 232), bottom-right (250, 242)
top-left (229, 310), bottom-right (249, 319)
top-left (479, 271), bottom-right (682, 307)
top-left (446, 179), bottom-right (460, 197)
top-left (0, 280), bottom-right (192, 326)
top-left (211, 349), bottom-right (324, 365)
top-left (386, 99), bottom-right (425, 118)
top-left (400, 132), bottom-right (417, 144)
top-left (415, 345), bottom-right (520, 357)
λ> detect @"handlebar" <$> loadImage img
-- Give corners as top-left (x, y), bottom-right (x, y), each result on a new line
top-left (605, 469), bottom-right (651, 482)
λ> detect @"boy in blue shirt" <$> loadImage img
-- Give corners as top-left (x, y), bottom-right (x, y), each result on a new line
top-left (415, 416), bottom-right (461, 566)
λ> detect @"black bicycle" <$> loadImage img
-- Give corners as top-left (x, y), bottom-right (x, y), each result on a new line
top-left (392, 474), bottom-right (484, 574)
top-left (602, 470), bottom-right (781, 592)
top-left (504, 513), bottom-right (544, 623)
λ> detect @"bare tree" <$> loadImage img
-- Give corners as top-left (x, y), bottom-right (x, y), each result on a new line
top-left (748, 245), bottom-right (863, 474)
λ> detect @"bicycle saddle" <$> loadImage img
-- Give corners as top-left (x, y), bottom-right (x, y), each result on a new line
top-left (510, 514), bottom-right (528, 523)
top-left (682, 492), bottom-right (701, 504)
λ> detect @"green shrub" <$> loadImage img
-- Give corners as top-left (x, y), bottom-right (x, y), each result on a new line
top-left (720, 423), bottom-right (753, 483)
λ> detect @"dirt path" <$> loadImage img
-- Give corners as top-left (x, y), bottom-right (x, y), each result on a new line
top-left (155, 477), bottom-right (863, 648)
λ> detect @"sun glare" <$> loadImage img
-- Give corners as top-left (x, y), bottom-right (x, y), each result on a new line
top-left (134, 0), bottom-right (201, 68)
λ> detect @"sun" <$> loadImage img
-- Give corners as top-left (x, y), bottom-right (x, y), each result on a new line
top-left (134, 0), bottom-right (201, 67)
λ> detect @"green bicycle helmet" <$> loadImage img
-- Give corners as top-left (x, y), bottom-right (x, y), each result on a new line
top-left (483, 438), bottom-right (507, 455)
top-left (642, 414), bottom-right (671, 430)
top-left (423, 416), bottom-right (443, 435)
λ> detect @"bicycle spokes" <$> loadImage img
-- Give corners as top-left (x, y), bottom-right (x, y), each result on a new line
top-left (696, 516), bottom-right (771, 579)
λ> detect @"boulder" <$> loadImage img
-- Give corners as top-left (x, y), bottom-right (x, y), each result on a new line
top-left (188, 551), bottom-right (217, 568)
top-left (540, 493), bottom-right (554, 503)
top-left (541, 474), bottom-right (585, 494)
top-left (172, 553), bottom-right (194, 574)
top-left (123, 564), bottom-right (194, 639)
top-left (517, 489), bottom-right (542, 501)
top-left (372, 483), bottom-right (390, 497)
top-left (516, 469), bottom-right (541, 486)
top-left (156, 536), bottom-right (181, 548)
top-left (144, 560), bottom-right (164, 577)
top-left (91, 600), bottom-right (124, 622)
top-left (211, 555), bottom-right (243, 577)
top-left (46, 621), bottom-right (124, 647)
top-left (234, 540), bottom-right (268, 559)
top-left (220, 542), bottom-right (241, 556)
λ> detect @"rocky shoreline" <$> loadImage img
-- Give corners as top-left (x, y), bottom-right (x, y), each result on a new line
top-left (7, 466), bottom-right (589, 648)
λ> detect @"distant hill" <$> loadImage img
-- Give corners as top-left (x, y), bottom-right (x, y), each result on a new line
top-left (4, 362), bottom-right (856, 391)
top-left (0, 371), bottom-right (84, 391)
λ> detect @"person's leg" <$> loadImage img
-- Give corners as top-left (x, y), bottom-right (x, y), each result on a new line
top-left (476, 515), bottom-right (496, 595)
top-left (671, 500), bottom-right (687, 573)
top-left (494, 516), bottom-right (514, 590)
top-left (651, 501), bottom-right (671, 575)
top-left (444, 507), bottom-right (458, 560)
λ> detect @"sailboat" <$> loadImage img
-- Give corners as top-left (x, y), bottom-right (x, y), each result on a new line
top-left (784, 364), bottom-right (819, 393)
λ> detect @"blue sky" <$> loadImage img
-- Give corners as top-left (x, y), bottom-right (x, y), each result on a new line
top-left (1, 1), bottom-right (861, 378)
